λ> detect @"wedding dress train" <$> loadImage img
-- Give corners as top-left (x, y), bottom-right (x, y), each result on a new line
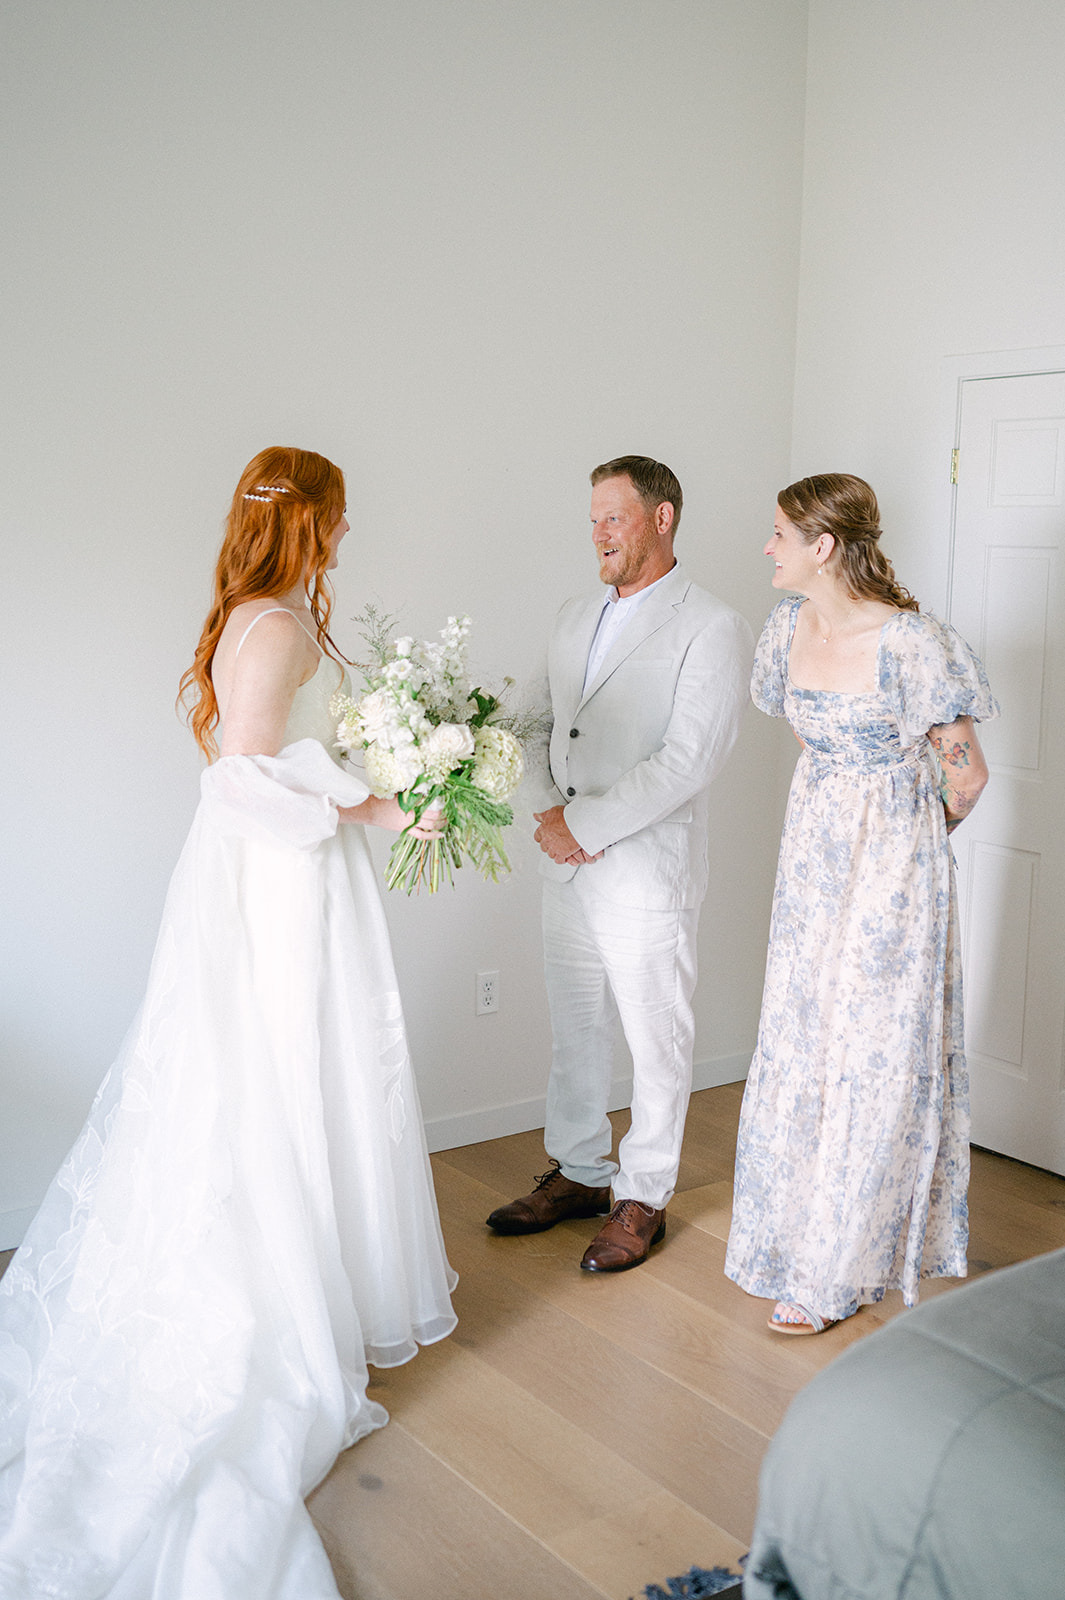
top-left (0, 652), bottom-right (457, 1598)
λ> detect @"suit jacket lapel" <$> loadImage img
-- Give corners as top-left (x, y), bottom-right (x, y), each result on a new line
top-left (576, 565), bottom-right (690, 711)
top-left (557, 595), bottom-right (607, 720)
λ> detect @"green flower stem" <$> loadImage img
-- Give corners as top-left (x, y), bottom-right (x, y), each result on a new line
top-left (384, 779), bottom-right (514, 895)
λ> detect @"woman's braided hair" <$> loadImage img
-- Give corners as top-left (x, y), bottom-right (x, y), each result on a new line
top-left (778, 473), bottom-right (919, 612)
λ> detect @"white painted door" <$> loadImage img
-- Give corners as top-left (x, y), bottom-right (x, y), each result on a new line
top-left (947, 370), bottom-right (1065, 1174)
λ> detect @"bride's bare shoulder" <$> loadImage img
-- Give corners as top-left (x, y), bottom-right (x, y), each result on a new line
top-left (214, 603), bottom-right (316, 708)
top-left (218, 601), bottom-right (308, 658)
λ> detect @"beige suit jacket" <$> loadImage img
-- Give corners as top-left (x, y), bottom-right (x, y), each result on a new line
top-left (541, 563), bottom-right (754, 910)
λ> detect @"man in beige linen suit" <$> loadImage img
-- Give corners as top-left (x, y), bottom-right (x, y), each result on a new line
top-left (487, 456), bottom-right (753, 1270)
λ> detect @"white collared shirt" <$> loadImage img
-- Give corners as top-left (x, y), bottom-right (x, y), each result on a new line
top-left (582, 566), bottom-right (675, 695)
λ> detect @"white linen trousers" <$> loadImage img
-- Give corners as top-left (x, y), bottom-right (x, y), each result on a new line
top-left (542, 871), bottom-right (699, 1210)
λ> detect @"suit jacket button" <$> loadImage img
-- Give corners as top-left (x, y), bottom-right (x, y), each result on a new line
top-left (569, 727), bottom-right (579, 738)
top-left (566, 787), bottom-right (576, 797)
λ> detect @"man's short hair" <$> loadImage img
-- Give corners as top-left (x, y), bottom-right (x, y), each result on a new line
top-left (590, 455), bottom-right (683, 533)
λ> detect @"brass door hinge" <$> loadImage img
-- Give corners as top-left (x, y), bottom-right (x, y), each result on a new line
top-left (950, 448), bottom-right (960, 485)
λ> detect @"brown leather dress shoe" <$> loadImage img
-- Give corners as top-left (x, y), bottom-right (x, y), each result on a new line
top-left (486, 1161), bottom-right (612, 1235)
top-left (579, 1199), bottom-right (666, 1271)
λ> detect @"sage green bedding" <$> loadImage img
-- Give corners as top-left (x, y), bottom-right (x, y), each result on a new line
top-left (744, 1247), bottom-right (1065, 1599)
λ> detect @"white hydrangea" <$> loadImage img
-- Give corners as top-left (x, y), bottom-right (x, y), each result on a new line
top-left (364, 741), bottom-right (425, 798)
top-left (471, 725), bottom-right (524, 800)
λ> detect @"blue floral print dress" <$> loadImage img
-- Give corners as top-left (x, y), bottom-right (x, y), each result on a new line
top-left (725, 597), bottom-right (998, 1321)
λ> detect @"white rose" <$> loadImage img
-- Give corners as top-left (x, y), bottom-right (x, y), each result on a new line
top-left (391, 721), bottom-right (419, 750)
top-left (354, 687), bottom-right (398, 745)
top-left (422, 721), bottom-right (475, 780)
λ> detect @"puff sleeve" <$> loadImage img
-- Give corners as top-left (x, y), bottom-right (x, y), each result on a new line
top-left (751, 598), bottom-right (801, 717)
top-left (199, 738), bottom-right (371, 850)
top-left (879, 612), bottom-right (999, 746)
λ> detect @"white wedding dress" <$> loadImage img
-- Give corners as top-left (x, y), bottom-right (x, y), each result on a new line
top-left (0, 636), bottom-right (457, 1598)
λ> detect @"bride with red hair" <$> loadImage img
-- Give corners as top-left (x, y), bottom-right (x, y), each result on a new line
top-left (0, 447), bottom-right (457, 1597)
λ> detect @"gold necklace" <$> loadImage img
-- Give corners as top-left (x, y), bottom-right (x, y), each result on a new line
top-left (817, 601), bottom-right (856, 645)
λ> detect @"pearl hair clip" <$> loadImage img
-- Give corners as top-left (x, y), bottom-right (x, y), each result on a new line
top-left (243, 485), bottom-right (291, 501)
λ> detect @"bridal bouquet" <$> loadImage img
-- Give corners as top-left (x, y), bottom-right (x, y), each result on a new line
top-left (331, 610), bottom-right (530, 893)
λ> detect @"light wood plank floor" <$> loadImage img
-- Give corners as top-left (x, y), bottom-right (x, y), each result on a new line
top-left (309, 1085), bottom-right (1065, 1599)
top-left (4, 1084), bottom-right (1065, 1598)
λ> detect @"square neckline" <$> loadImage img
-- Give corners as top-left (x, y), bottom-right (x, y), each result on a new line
top-left (784, 597), bottom-right (900, 699)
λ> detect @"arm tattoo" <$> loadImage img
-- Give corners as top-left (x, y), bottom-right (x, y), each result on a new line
top-left (929, 726), bottom-right (978, 832)
top-left (928, 729), bottom-right (972, 769)
top-left (944, 791), bottom-right (977, 832)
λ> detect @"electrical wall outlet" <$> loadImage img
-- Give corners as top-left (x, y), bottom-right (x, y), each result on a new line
top-left (476, 970), bottom-right (499, 1015)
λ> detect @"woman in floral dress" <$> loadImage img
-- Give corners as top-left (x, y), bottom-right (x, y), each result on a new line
top-left (725, 474), bottom-right (997, 1334)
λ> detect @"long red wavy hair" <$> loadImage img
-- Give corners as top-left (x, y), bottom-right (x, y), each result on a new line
top-left (179, 446), bottom-right (348, 758)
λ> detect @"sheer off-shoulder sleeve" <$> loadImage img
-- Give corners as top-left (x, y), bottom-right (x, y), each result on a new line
top-left (880, 612), bottom-right (999, 746)
top-left (200, 738), bottom-right (371, 850)
top-left (751, 598), bottom-right (801, 717)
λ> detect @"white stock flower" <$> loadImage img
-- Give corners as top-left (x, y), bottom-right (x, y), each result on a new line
top-left (471, 725), bottom-right (524, 800)
top-left (403, 617), bottom-right (473, 717)
top-left (442, 616), bottom-right (471, 650)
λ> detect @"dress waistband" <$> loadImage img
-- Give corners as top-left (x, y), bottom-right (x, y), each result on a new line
top-left (802, 740), bottom-right (929, 774)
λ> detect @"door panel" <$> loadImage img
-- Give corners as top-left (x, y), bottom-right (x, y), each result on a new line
top-left (964, 841), bottom-right (1035, 1074)
top-left (948, 370), bottom-right (1065, 1174)
top-left (979, 545), bottom-right (1052, 775)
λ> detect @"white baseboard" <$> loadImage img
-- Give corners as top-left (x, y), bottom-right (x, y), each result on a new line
top-left (1, 1055), bottom-right (752, 1245)
top-left (425, 1049), bottom-right (750, 1154)
top-left (692, 1050), bottom-right (752, 1093)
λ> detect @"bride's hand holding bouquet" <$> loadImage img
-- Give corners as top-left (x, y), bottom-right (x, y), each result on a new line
top-left (337, 792), bottom-right (446, 841)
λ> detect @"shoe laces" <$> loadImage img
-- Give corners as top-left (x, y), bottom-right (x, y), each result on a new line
top-left (610, 1198), bottom-right (656, 1227)
top-left (532, 1160), bottom-right (566, 1192)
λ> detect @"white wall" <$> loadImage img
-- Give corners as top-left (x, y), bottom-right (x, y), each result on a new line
top-left (791, 0), bottom-right (1065, 604)
top-left (0, 0), bottom-right (807, 1244)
